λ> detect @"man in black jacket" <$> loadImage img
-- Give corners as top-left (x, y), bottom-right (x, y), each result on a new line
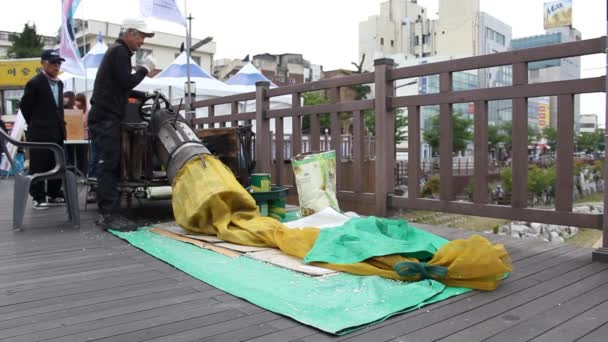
top-left (19, 49), bottom-right (66, 210)
top-left (88, 18), bottom-right (156, 231)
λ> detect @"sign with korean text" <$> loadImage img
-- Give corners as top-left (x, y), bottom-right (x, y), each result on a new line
top-left (544, 0), bottom-right (572, 29)
top-left (537, 97), bottom-right (550, 130)
top-left (0, 59), bottom-right (41, 87)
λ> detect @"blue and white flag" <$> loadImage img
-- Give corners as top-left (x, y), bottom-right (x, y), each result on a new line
top-left (140, 0), bottom-right (186, 26)
top-left (59, 0), bottom-right (85, 76)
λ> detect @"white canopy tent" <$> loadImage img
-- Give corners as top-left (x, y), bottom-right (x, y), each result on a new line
top-left (135, 51), bottom-right (238, 119)
top-left (225, 62), bottom-right (295, 133)
top-left (59, 35), bottom-right (107, 96)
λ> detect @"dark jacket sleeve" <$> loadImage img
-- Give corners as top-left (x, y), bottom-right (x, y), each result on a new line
top-left (19, 78), bottom-right (37, 125)
top-left (111, 47), bottom-right (148, 91)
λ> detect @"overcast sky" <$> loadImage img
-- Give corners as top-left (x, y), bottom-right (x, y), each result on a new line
top-left (1, 0), bottom-right (605, 124)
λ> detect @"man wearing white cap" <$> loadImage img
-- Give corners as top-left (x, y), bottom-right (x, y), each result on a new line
top-left (88, 18), bottom-right (156, 231)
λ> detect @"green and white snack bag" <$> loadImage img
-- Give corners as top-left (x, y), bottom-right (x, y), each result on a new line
top-left (292, 150), bottom-right (340, 217)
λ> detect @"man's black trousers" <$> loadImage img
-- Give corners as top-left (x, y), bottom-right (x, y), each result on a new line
top-left (88, 108), bottom-right (122, 214)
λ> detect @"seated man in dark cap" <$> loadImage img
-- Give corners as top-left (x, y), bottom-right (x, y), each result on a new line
top-left (19, 49), bottom-right (67, 209)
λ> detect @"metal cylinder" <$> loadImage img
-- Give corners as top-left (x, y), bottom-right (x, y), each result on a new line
top-left (153, 115), bottom-right (210, 183)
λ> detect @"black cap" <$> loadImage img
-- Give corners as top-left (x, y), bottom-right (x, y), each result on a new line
top-left (41, 49), bottom-right (65, 63)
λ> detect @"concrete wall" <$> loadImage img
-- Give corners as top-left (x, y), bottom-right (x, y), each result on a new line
top-left (436, 0), bottom-right (479, 57)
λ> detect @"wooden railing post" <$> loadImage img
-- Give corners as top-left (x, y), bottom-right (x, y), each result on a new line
top-left (474, 101), bottom-right (489, 204)
top-left (374, 58), bottom-right (395, 216)
top-left (408, 106), bottom-right (420, 200)
top-left (593, 32), bottom-right (608, 261)
top-left (439, 72), bottom-right (454, 200)
top-left (255, 81), bottom-right (272, 174)
top-left (511, 62), bottom-right (529, 208)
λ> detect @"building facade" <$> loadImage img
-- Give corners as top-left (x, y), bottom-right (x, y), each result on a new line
top-left (214, 54), bottom-right (322, 86)
top-left (359, 0), bottom-right (512, 128)
top-left (511, 26), bottom-right (582, 130)
top-left (358, 0), bottom-right (436, 72)
top-left (579, 114), bottom-right (598, 133)
top-left (72, 19), bottom-right (216, 73)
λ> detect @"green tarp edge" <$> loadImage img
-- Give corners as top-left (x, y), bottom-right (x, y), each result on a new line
top-left (111, 228), bottom-right (470, 335)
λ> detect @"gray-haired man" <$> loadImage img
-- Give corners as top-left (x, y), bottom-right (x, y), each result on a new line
top-left (88, 18), bottom-right (157, 231)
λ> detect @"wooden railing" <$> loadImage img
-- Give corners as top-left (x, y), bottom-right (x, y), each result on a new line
top-left (190, 37), bottom-right (608, 261)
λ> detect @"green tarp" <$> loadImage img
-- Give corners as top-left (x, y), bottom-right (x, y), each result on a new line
top-left (111, 228), bottom-right (470, 335)
top-left (304, 216), bottom-right (448, 264)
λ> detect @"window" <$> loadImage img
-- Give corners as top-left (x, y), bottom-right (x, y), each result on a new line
top-left (486, 28), bottom-right (506, 45)
top-left (415, 36), bottom-right (420, 46)
top-left (380, 37), bottom-right (384, 45)
top-left (422, 35), bottom-right (427, 44)
top-left (486, 28), bottom-right (495, 41)
top-left (191, 56), bottom-right (201, 65)
top-left (390, 40), bottom-right (394, 47)
top-left (422, 52), bottom-right (431, 57)
top-left (78, 44), bottom-right (91, 57)
top-left (496, 32), bottom-right (505, 45)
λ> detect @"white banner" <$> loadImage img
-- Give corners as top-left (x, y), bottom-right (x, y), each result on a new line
top-left (0, 111), bottom-right (27, 172)
top-left (140, 0), bottom-right (186, 26)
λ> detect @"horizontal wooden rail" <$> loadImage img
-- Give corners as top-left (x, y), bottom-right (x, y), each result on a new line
top-left (192, 92), bottom-right (256, 108)
top-left (267, 73), bottom-right (375, 97)
top-left (267, 99), bottom-right (375, 119)
top-left (391, 196), bottom-right (603, 229)
top-left (193, 112), bottom-right (255, 125)
top-left (390, 77), bottom-right (605, 107)
top-left (389, 37), bottom-right (605, 80)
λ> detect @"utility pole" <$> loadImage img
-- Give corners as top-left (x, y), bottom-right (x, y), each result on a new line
top-left (184, 0), bottom-right (194, 123)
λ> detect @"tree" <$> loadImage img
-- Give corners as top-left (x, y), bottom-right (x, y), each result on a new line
top-left (597, 128), bottom-right (606, 152)
top-left (488, 124), bottom-right (507, 154)
top-left (301, 92), bottom-right (330, 133)
top-left (576, 131), bottom-right (599, 153)
top-left (541, 127), bottom-right (557, 151)
top-left (7, 23), bottom-right (44, 58)
top-left (500, 122), bottom-right (539, 152)
top-left (423, 113), bottom-right (473, 154)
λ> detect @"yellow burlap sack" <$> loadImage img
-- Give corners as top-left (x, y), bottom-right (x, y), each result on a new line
top-left (172, 156), bottom-right (512, 291)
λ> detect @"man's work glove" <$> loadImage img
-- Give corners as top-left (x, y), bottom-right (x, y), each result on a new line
top-left (142, 54), bottom-right (157, 73)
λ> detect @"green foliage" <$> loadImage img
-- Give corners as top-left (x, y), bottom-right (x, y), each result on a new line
top-left (422, 113), bottom-right (473, 154)
top-left (528, 165), bottom-right (556, 197)
top-left (464, 178), bottom-right (475, 200)
top-left (421, 175), bottom-right (440, 198)
top-left (500, 122), bottom-right (539, 148)
top-left (500, 165), bottom-right (556, 197)
top-left (597, 128), bottom-right (606, 151)
top-left (7, 23), bottom-right (44, 58)
top-left (500, 167), bottom-right (513, 193)
top-left (488, 124), bottom-right (506, 153)
top-left (492, 225), bottom-right (500, 234)
top-left (353, 84), bottom-right (408, 143)
top-left (576, 131), bottom-right (600, 153)
top-left (573, 159), bottom-right (587, 176)
top-left (541, 127), bottom-right (557, 151)
top-left (592, 159), bottom-right (604, 175)
top-left (301, 92), bottom-right (330, 133)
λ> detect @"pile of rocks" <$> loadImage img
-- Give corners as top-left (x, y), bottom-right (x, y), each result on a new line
top-left (496, 204), bottom-right (603, 243)
top-left (497, 222), bottom-right (578, 243)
